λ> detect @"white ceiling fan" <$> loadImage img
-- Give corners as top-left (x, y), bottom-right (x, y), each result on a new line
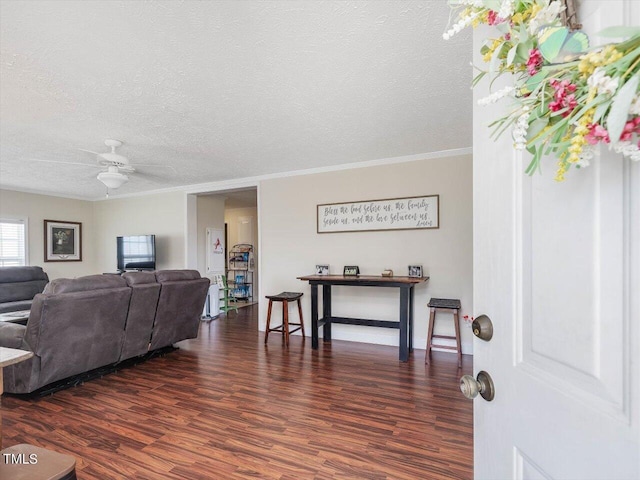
top-left (28, 139), bottom-right (176, 193)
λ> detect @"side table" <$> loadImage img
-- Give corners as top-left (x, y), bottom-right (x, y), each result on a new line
top-left (0, 311), bottom-right (30, 325)
top-left (0, 347), bottom-right (77, 479)
top-left (0, 347), bottom-right (33, 448)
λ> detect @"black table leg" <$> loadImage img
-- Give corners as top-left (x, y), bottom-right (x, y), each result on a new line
top-left (311, 284), bottom-right (318, 349)
top-left (399, 286), bottom-right (409, 362)
top-left (409, 286), bottom-right (414, 352)
top-left (323, 284), bottom-right (332, 341)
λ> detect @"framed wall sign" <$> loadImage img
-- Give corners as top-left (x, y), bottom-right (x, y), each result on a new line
top-left (317, 195), bottom-right (439, 233)
top-left (44, 220), bottom-right (82, 262)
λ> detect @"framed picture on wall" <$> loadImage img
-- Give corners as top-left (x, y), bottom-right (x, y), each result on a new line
top-left (44, 220), bottom-right (82, 262)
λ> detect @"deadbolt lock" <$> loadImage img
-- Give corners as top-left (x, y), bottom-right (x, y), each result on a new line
top-left (460, 371), bottom-right (495, 401)
top-left (471, 314), bottom-right (493, 341)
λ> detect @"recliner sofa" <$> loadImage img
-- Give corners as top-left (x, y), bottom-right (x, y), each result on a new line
top-left (0, 269), bottom-right (209, 394)
top-left (0, 266), bottom-right (49, 313)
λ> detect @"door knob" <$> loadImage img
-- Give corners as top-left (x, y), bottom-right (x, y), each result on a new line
top-left (472, 314), bottom-right (493, 341)
top-left (460, 370), bottom-right (495, 401)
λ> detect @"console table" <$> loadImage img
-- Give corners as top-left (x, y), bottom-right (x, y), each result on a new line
top-left (297, 275), bottom-right (429, 362)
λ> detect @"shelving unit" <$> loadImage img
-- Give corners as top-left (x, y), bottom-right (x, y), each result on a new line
top-left (227, 244), bottom-right (254, 302)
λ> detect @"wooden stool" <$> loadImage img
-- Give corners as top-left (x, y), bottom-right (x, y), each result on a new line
top-left (264, 292), bottom-right (305, 346)
top-left (425, 298), bottom-right (462, 368)
top-left (0, 444), bottom-right (77, 479)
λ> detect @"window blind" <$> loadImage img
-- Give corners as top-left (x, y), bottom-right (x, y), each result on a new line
top-left (0, 219), bottom-right (27, 266)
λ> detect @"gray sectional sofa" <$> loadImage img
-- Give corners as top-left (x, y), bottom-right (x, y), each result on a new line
top-left (0, 269), bottom-right (209, 394)
top-left (0, 266), bottom-right (49, 313)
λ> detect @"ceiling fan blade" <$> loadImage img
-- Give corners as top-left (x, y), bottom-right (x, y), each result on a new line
top-left (78, 148), bottom-right (102, 156)
top-left (131, 170), bottom-right (172, 181)
top-left (27, 158), bottom-right (101, 168)
top-left (132, 163), bottom-right (177, 173)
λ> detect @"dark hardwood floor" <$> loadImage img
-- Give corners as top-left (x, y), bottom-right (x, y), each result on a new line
top-left (3, 305), bottom-right (473, 479)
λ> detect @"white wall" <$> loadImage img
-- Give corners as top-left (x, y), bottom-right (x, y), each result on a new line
top-left (0, 189), bottom-right (96, 279)
top-left (225, 206), bottom-right (258, 299)
top-left (259, 154), bottom-right (474, 354)
top-left (93, 191), bottom-right (187, 273)
top-left (196, 195), bottom-right (226, 275)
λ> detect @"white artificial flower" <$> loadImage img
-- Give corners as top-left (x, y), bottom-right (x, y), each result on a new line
top-left (613, 141), bottom-right (640, 161)
top-left (477, 86), bottom-right (515, 105)
top-left (587, 67), bottom-right (620, 95)
top-left (528, 1), bottom-right (565, 34)
top-left (600, 77), bottom-right (619, 95)
top-left (512, 108), bottom-right (530, 150)
top-left (576, 146), bottom-right (594, 168)
top-left (497, 0), bottom-right (515, 19)
top-left (443, 11), bottom-right (480, 40)
top-left (587, 68), bottom-right (605, 89)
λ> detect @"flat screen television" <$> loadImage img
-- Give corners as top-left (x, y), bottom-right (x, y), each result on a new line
top-left (117, 235), bottom-right (156, 271)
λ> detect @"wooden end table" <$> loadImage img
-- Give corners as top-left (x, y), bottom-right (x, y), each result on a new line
top-left (0, 347), bottom-right (33, 449)
top-left (0, 348), bottom-right (77, 479)
top-left (0, 310), bottom-right (30, 325)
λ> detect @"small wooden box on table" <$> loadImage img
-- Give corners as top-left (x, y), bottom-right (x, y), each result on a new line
top-left (297, 275), bottom-right (428, 362)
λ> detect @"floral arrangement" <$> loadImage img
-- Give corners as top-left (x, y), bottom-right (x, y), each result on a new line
top-left (444, 0), bottom-right (640, 180)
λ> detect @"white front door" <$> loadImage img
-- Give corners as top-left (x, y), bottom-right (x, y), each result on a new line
top-left (472, 1), bottom-right (639, 478)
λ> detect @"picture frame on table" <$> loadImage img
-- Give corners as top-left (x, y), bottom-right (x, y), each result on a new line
top-left (44, 220), bottom-right (82, 262)
top-left (408, 265), bottom-right (422, 278)
top-left (315, 265), bottom-right (330, 275)
top-left (343, 265), bottom-right (360, 276)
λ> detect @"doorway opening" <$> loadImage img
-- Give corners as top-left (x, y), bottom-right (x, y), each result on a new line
top-left (187, 187), bottom-right (259, 322)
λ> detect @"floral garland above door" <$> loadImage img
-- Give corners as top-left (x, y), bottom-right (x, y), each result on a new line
top-left (445, 0), bottom-right (640, 180)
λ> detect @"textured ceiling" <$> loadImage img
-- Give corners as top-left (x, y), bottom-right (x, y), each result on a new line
top-left (0, 0), bottom-right (472, 200)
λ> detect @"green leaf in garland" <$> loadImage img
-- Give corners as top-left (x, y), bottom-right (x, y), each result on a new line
top-left (515, 40), bottom-right (532, 64)
top-left (596, 26), bottom-right (640, 38)
top-left (526, 118), bottom-right (549, 144)
top-left (489, 41), bottom-right (505, 76)
top-left (507, 45), bottom-right (517, 67)
top-left (522, 70), bottom-right (548, 95)
top-left (592, 95), bottom-right (612, 125)
top-left (484, 0), bottom-right (501, 11)
top-left (606, 75), bottom-right (639, 143)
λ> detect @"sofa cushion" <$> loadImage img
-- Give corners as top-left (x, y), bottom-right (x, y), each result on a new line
top-left (44, 274), bottom-right (127, 294)
top-left (0, 300), bottom-right (34, 314)
top-left (154, 270), bottom-right (202, 282)
top-left (122, 271), bottom-right (157, 286)
top-left (0, 280), bottom-right (49, 303)
top-left (0, 322), bottom-right (27, 349)
top-left (120, 280), bottom-right (161, 361)
top-left (25, 286), bottom-right (131, 389)
top-left (149, 275), bottom-right (209, 350)
top-left (0, 266), bottom-right (48, 283)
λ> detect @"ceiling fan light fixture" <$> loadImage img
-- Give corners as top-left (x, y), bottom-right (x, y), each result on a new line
top-left (97, 169), bottom-right (129, 189)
